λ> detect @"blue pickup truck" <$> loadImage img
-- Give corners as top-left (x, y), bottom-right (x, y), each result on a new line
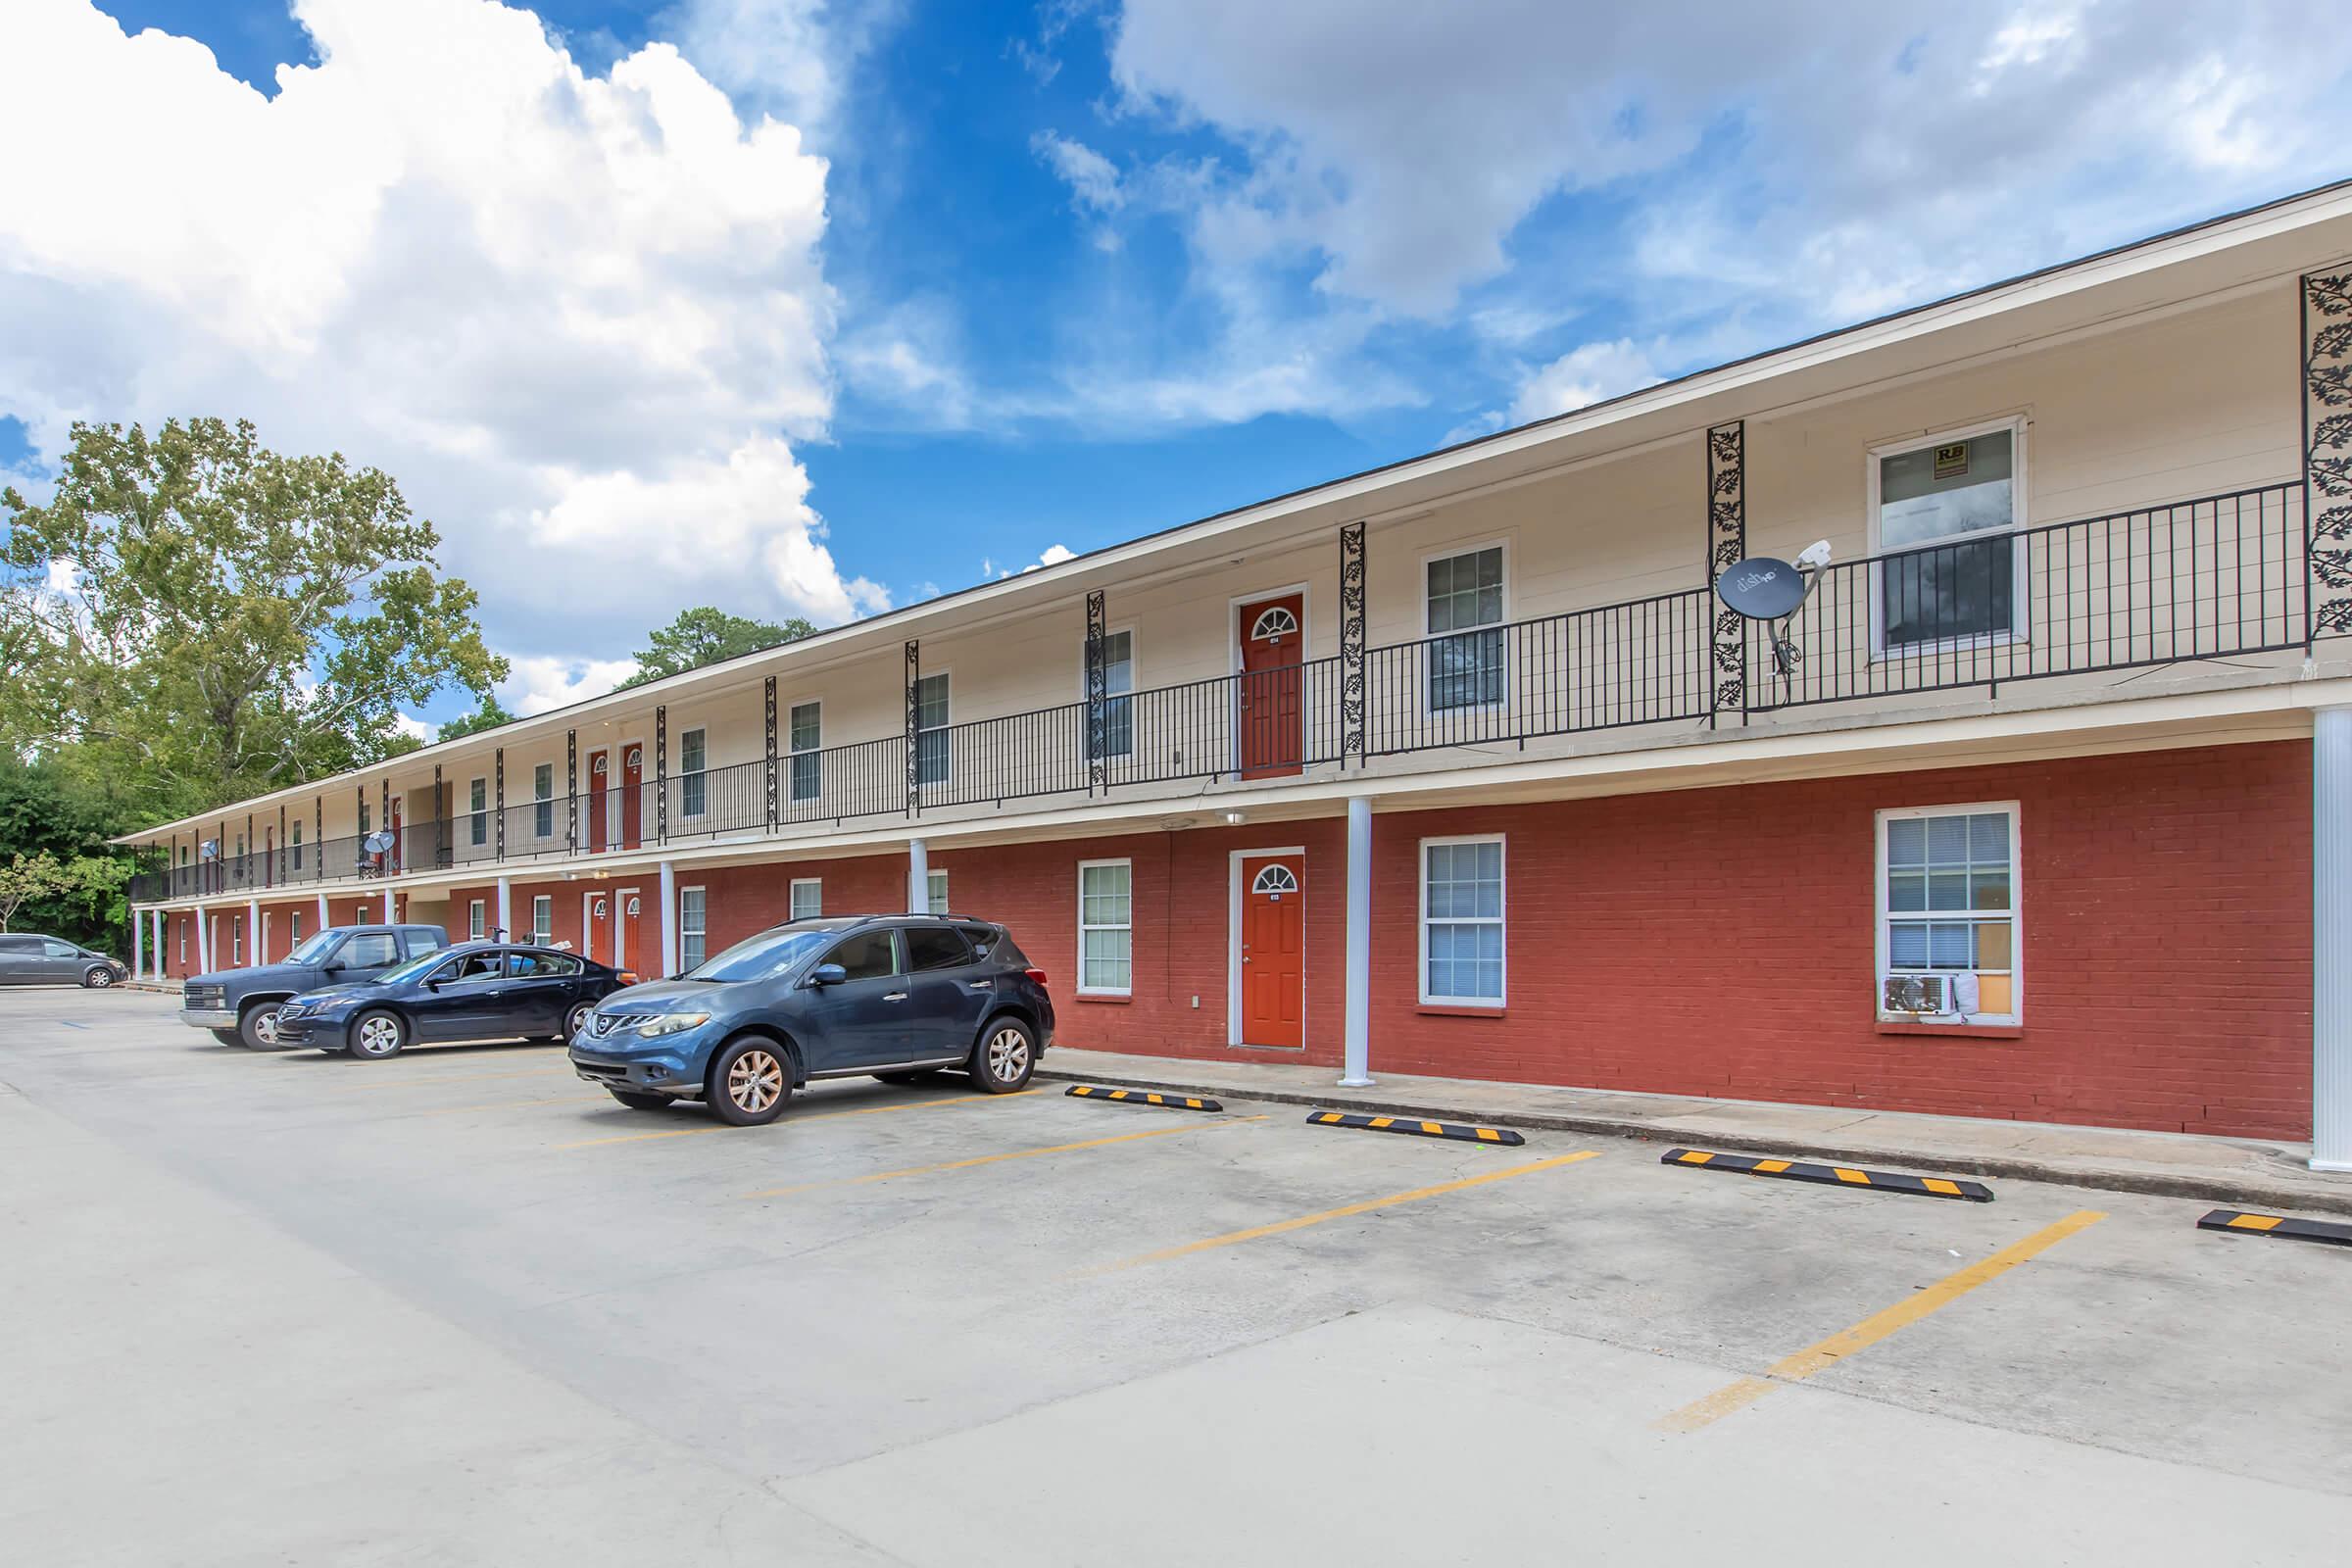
top-left (179, 923), bottom-right (448, 1049)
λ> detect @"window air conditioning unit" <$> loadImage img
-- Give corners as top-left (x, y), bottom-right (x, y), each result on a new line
top-left (1883, 973), bottom-right (1955, 1016)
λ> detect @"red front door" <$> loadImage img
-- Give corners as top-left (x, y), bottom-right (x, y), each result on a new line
top-left (1239, 854), bottom-right (1304, 1048)
top-left (619, 890), bottom-right (643, 973)
top-left (621, 746), bottom-right (644, 851)
top-left (583, 894), bottom-right (605, 963)
top-left (588, 751), bottom-right (610, 851)
top-left (1237, 594), bottom-right (1305, 779)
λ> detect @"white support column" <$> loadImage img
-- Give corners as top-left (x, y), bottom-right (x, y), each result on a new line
top-left (2314, 707), bottom-right (2352, 1171)
top-left (153, 909), bottom-right (166, 981)
top-left (496, 876), bottom-right (513, 943)
top-left (247, 898), bottom-right (260, 966)
top-left (196, 904), bottom-right (213, 975)
top-left (383, 885), bottom-right (395, 924)
top-left (130, 907), bottom-right (143, 979)
top-left (906, 837), bottom-right (929, 915)
top-left (1340, 795), bottom-right (1375, 1088)
top-left (316, 893), bottom-right (328, 934)
top-left (659, 859), bottom-right (678, 978)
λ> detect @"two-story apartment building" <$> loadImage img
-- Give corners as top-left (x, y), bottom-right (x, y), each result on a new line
top-left (122, 183), bottom-right (2352, 1166)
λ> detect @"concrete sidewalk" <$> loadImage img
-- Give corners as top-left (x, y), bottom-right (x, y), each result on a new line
top-left (1034, 1047), bottom-right (2352, 1216)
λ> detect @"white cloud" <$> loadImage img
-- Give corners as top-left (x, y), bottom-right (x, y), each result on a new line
top-left (392, 712), bottom-right (435, 743)
top-left (0, 0), bottom-right (869, 684)
top-left (1509, 339), bottom-right (1665, 425)
top-left (500, 654), bottom-right (644, 716)
top-left (983, 543), bottom-right (1078, 580)
top-left (658, 0), bottom-right (902, 139)
top-left (1034, 131), bottom-right (1125, 213)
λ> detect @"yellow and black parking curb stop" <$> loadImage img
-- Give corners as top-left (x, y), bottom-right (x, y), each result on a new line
top-left (2197, 1209), bottom-right (2352, 1248)
top-left (1064, 1085), bottom-right (1224, 1112)
top-left (1306, 1110), bottom-right (1526, 1147)
top-left (1662, 1148), bottom-right (1993, 1201)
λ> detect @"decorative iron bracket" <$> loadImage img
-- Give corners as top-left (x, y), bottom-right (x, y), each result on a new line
top-left (1340, 520), bottom-right (1366, 762)
top-left (763, 677), bottom-right (779, 829)
top-left (2304, 270), bottom-right (2352, 640)
top-left (494, 749), bottom-right (505, 860)
top-left (1085, 591), bottom-right (1107, 791)
top-left (655, 705), bottom-right (668, 844)
top-left (1705, 419), bottom-right (1748, 720)
top-left (565, 731), bottom-right (577, 853)
top-left (905, 641), bottom-right (922, 815)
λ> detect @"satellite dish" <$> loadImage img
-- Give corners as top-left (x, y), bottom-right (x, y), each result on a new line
top-left (363, 830), bottom-right (396, 854)
top-left (1715, 557), bottom-right (1809, 619)
top-left (199, 840), bottom-right (220, 861)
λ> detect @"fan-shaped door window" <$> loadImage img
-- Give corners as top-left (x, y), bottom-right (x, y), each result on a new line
top-left (1250, 606), bottom-right (1299, 643)
top-left (1250, 863), bottom-right (1298, 898)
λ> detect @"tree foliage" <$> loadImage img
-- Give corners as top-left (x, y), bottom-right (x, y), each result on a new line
top-left (436, 696), bottom-right (519, 743)
top-left (0, 851), bottom-right (120, 934)
top-left (1, 417), bottom-right (508, 820)
top-left (618, 607), bottom-right (815, 688)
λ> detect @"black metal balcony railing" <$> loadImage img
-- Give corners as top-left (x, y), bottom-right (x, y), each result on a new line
top-left (127, 480), bottom-right (2326, 904)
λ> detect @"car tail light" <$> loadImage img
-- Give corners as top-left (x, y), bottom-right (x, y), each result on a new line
top-left (615, 969), bottom-right (641, 986)
top-left (1024, 968), bottom-right (1050, 988)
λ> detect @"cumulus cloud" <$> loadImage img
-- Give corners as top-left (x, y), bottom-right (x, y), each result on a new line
top-left (392, 712), bottom-right (435, 743)
top-left (1509, 339), bottom-right (1665, 425)
top-left (500, 654), bottom-right (645, 716)
top-left (981, 543), bottom-right (1078, 580)
top-left (0, 0), bottom-right (871, 683)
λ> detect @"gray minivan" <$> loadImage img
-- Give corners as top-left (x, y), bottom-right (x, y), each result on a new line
top-left (0, 934), bottom-right (127, 989)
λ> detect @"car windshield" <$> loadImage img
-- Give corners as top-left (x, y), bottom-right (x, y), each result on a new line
top-left (286, 931), bottom-right (342, 964)
top-left (371, 950), bottom-right (451, 986)
top-left (684, 926), bottom-right (833, 983)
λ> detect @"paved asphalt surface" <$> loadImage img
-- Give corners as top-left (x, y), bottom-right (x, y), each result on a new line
top-left (4, 987), bottom-right (2348, 1565)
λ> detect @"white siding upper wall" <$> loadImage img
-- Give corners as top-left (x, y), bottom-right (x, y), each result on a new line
top-left (182, 278), bottom-right (2309, 838)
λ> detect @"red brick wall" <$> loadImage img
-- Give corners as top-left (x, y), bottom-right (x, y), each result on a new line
top-left (399, 739), bottom-right (2316, 1138)
top-left (1363, 741), bottom-right (2312, 1139)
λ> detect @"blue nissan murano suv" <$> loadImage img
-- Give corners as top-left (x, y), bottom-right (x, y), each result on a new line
top-left (569, 914), bottom-right (1054, 1124)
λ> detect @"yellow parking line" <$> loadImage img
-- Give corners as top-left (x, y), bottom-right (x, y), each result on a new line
top-left (1655, 1208), bottom-right (2107, 1433)
top-left (746, 1114), bottom-right (1268, 1199)
top-left (1082, 1151), bottom-right (1599, 1275)
top-left (554, 1089), bottom-right (1040, 1150)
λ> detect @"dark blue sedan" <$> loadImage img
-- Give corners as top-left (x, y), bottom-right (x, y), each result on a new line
top-left (274, 941), bottom-right (637, 1059)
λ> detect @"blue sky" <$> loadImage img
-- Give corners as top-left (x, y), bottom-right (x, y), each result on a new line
top-left (8, 2), bottom-right (2352, 724)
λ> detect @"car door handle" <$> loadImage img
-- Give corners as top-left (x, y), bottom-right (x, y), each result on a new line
top-left (883, 992), bottom-right (908, 1003)
top-left (967, 981), bottom-right (994, 991)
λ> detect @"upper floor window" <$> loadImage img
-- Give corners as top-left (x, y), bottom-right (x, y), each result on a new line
top-left (1878, 804), bottom-right (2018, 1023)
top-left (789, 702), bottom-right (822, 804)
top-left (915, 673), bottom-right (951, 786)
top-left (469, 778), bottom-right (488, 846)
top-left (1426, 546), bottom-right (1506, 711)
top-left (1092, 630), bottom-right (1135, 759)
top-left (534, 762), bottom-right (554, 838)
top-left (291, 822), bottom-right (303, 869)
top-left (679, 728), bottom-right (707, 817)
top-left (1874, 423), bottom-right (2024, 652)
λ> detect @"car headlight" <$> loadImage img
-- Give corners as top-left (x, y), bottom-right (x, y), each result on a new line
top-left (637, 1012), bottom-right (710, 1037)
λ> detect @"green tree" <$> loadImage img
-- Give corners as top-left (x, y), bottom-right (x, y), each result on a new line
top-left (0, 851), bottom-right (121, 935)
top-left (618, 607), bottom-right (815, 688)
top-left (0, 756), bottom-right (133, 951)
top-left (1, 418), bottom-right (509, 818)
top-left (436, 697), bottom-right (518, 743)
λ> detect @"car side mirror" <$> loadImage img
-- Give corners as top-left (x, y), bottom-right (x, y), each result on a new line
top-left (807, 962), bottom-right (848, 987)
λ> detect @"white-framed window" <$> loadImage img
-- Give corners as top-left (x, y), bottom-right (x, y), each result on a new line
top-left (678, 728), bottom-right (707, 817)
top-left (1419, 835), bottom-right (1504, 1005)
top-left (531, 895), bottom-right (553, 948)
top-left (1077, 858), bottom-right (1132, 996)
top-left (1086, 629), bottom-right (1135, 759)
top-left (534, 762), bottom-right (554, 838)
top-left (290, 910), bottom-right (302, 943)
top-left (232, 919), bottom-right (244, 965)
top-left (790, 878), bottom-right (822, 920)
top-left (914, 673), bottom-right (951, 785)
top-left (291, 822), bottom-right (303, 869)
top-left (789, 701), bottom-right (822, 803)
top-left (178, 925), bottom-right (185, 963)
top-left (468, 777), bottom-right (487, 846)
top-left (927, 868), bottom-right (949, 916)
top-left (1877, 803), bottom-right (2020, 1023)
top-left (358, 803), bottom-right (370, 837)
top-left (1425, 544), bottom-right (1507, 711)
top-left (1870, 418), bottom-right (2028, 654)
top-left (468, 899), bottom-right (485, 941)
top-left (679, 886), bottom-right (707, 970)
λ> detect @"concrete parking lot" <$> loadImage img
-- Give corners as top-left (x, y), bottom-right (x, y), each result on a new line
top-left (3, 988), bottom-right (2348, 1565)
